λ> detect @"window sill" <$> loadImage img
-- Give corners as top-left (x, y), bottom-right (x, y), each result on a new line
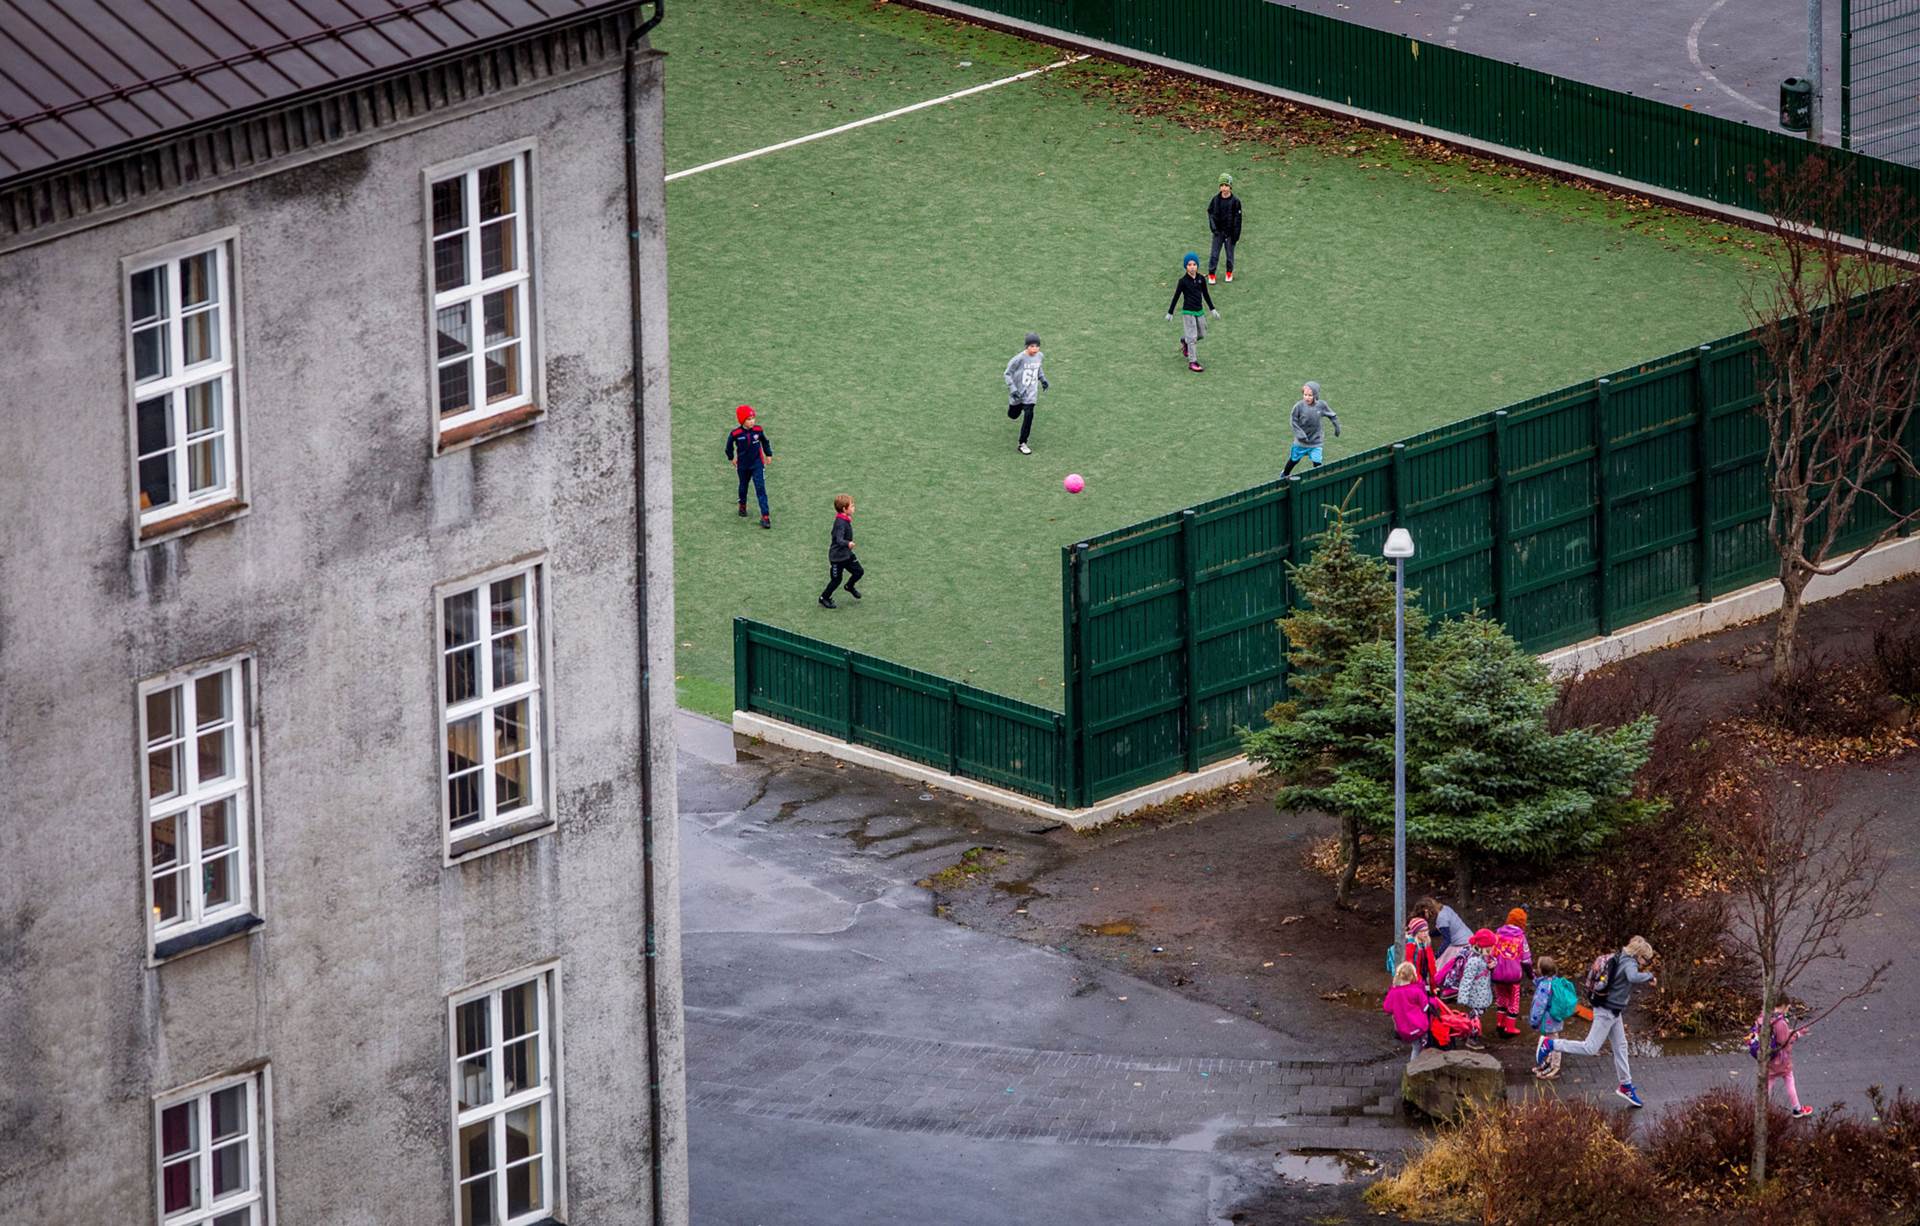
top-left (449, 812), bottom-right (554, 862)
top-left (139, 498), bottom-right (248, 544)
top-left (153, 912), bottom-right (264, 963)
top-left (437, 404), bottom-right (543, 453)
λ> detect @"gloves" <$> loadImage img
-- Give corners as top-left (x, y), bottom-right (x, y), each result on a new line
top-left (1334, 423), bottom-right (1342, 438)
top-left (1210, 308), bottom-right (1221, 319)
top-left (1040, 378), bottom-right (1050, 391)
top-left (1165, 313), bottom-right (1174, 322)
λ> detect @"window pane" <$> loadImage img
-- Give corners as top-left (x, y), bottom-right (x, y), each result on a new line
top-left (490, 634), bottom-right (526, 690)
top-left (489, 576), bottom-right (526, 633)
top-left (444, 590), bottom-right (479, 648)
top-left (432, 176), bottom-right (467, 237)
top-left (437, 303), bottom-right (472, 361)
top-left (211, 1139), bottom-right (248, 1196)
top-left (434, 235), bottom-right (468, 294)
top-left (459, 1119), bottom-right (495, 1178)
top-left (446, 645), bottom-right (479, 705)
top-left (502, 1037), bottom-right (538, 1097)
top-left (150, 814), bottom-right (181, 869)
top-left (211, 1084), bottom-right (247, 1142)
top-left (484, 343), bottom-right (520, 404)
top-left (493, 751), bottom-right (529, 813)
top-left (459, 1175), bottom-right (498, 1226)
top-left (186, 381), bottom-right (223, 438)
top-left (161, 1099), bottom-right (197, 1157)
top-left (447, 715), bottom-right (482, 775)
top-left (505, 1103), bottom-right (541, 1164)
top-left (148, 743), bottom-right (183, 801)
top-left (501, 982), bottom-right (538, 1040)
top-left (198, 726), bottom-right (232, 783)
top-left (494, 700), bottom-right (528, 758)
top-left (211, 1209), bottom-right (256, 1226)
top-left (482, 290), bottom-right (517, 348)
top-left (182, 308), bottom-right (220, 365)
top-left (478, 161), bottom-right (514, 221)
top-left (131, 265), bottom-right (167, 324)
top-left (439, 360), bottom-right (473, 421)
top-left (449, 770), bottom-right (483, 830)
top-left (202, 852), bottom-right (237, 910)
top-left (456, 998), bottom-right (491, 1058)
top-left (180, 251), bottom-right (218, 308)
top-left (201, 798), bottom-right (236, 854)
top-left (196, 671), bottom-right (230, 725)
top-left (154, 867), bottom-right (184, 925)
top-left (137, 396), bottom-right (175, 457)
top-left (458, 1053), bottom-right (493, 1112)
top-left (188, 440), bottom-right (223, 496)
top-left (162, 1156), bottom-right (199, 1213)
top-left (133, 323), bottom-right (170, 382)
top-left (479, 220), bottom-right (515, 281)
top-left (147, 687), bottom-right (181, 743)
top-left (506, 1156), bottom-right (541, 1219)
top-left (140, 453), bottom-right (177, 512)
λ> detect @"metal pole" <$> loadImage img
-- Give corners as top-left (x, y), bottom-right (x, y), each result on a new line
top-left (1840, 0), bottom-right (1852, 149)
top-left (1393, 555), bottom-right (1407, 950)
top-left (1809, 0), bottom-right (1825, 142)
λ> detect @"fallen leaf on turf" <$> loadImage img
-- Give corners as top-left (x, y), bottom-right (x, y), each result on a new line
top-left (1279, 915), bottom-right (1303, 925)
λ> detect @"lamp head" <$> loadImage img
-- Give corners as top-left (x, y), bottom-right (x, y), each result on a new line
top-left (1383, 528), bottom-right (1416, 559)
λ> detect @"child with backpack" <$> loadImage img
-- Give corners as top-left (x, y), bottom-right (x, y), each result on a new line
top-left (1454, 929), bottom-right (1497, 1051)
top-left (1748, 1004), bottom-right (1814, 1119)
top-left (1395, 916), bottom-right (1440, 992)
top-left (1528, 956), bottom-right (1578, 1079)
top-left (1542, 935), bottom-right (1657, 1108)
top-left (1490, 907), bottom-right (1534, 1037)
top-left (1383, 961), bottom-right (1432, 1064)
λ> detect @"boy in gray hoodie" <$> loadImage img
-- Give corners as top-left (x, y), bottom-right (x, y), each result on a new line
top-left (1003, 332), bottom-right (1050, 455)
top-left (1281, 381), bottom-right (1340, 477)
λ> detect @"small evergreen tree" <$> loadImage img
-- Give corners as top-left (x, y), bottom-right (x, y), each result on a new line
top-left (1273, 502), bottom-right (1423, 707)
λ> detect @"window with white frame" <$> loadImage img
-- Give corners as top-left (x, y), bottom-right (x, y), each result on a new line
top-left (142, 660), bottom-right (253, 944)
top-left (128, 243), bottom-right (238, 524)
top-left (156, 1071), bottom-right (267, 1226)
top-left (441, 568), bottom-right (544, 837)
top-left (430, 155), bottom-right (533, 434)
top-left (450, 972), bottom-right (558, 1226)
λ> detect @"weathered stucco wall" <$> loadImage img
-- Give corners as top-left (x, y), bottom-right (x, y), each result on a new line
top-left (0, 47), bottom-right (682, 1225)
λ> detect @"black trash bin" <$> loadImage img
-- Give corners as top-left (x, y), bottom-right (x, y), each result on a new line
top-left (1780, 78), bottom-right (1812, 132)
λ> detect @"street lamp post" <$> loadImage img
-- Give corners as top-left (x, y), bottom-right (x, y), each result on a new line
top-left (1383, 527), bottom-right (1416, 956)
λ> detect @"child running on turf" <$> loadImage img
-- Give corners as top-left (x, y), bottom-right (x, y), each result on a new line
top-left (725, 404), bottom-right (774, 528)
top-left (1206, 173), bottom-right (1242, 284)
top-left (1529, 956), bottom-right (1573, 1078)
top-left (819, 494), bottom-right (862, 610)
top-left (1166, 253), bottom-right (1220, 372)
top-left (1003, 332), bottom-right (1050, 455)
top-left (1281, 381), bottom-right (1340, 477)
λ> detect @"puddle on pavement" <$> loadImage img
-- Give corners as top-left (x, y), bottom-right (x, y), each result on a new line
top-left (1627, 1034), bottom-right (1743, 1058)
top-left (1272, 1148), bottom-right (1380, 1185)
top-left (1081, 919), bottom-right (1137, 937)
top-left (994, 879), bottom-right (1044, 897)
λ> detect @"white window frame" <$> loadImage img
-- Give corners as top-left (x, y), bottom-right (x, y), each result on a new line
top-left (425, 145), bottom-right (538, 439)
top-left (140, 656), bottom-right (258, 952)
top-left (154, 1068), bottom-right (271, 1226)
top-left (436, 562), bottom-right (550, 851)
top-left (447, 966), bottom-right (565, 1226)
top-left (123, 232), bottom-right (243, 530)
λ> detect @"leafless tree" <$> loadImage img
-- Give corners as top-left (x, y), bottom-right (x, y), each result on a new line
top-left (1747, 155), bottom-right (1920, 678)
top-left (1716, 770), bottom-right (1889, 1186)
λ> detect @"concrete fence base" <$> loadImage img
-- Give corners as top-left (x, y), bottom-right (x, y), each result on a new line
top-left (735, 534), bottom-right (1920, 826)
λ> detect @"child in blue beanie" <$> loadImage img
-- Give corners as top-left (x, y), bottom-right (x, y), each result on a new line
top-left (1165, 253), bottom-right (1220, 372)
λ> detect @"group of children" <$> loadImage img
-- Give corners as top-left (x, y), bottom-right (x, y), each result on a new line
top-left (723, 404), bottom-right (867, 611)
top-left (1382, 897), bottom-right (1818, 1116)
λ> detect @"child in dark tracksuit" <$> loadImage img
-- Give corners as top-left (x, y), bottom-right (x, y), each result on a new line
top-left (1166, 253), bottom-right (1220, 372)
top-left (726, 404), bottom-right (774, 528)
top-left (1206, 173), bottom-right (1242, 283)
top-left (819, 494), bottom-right (863, 609)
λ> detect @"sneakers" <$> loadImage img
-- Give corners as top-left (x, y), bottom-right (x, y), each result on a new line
top-left (1617, 1083), bottom-right (1645, 1109)
top-left (761, 516), bottom-right (771, 530)
top-left (1534, 1037), bottom-right (1550, 1068)
top-left (1018, 442), bottom-right (1032, 454)
top-left (1188, 361), bottom-right (1204, 373)
top-left (1206, 272), bottom-right (1217, 284)
top-left (737, 502), bottom-right (747, 517)
top-left (845, 585), bottom-right (861, 600)
top-left (1792, 1105), bottom-right (1814, 1119)
top-left (1225, 270), bottom-right (1235, 283)
top-left (1463, 1036), bottom-right (1485, 1051)
top-left (818, 595), bottom-right (836, 610)
top-left (1179, 339), bottom-right (1189, 359)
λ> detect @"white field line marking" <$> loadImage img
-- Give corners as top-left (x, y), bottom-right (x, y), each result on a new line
top-left (664, 54), bottom-right (1088, 182)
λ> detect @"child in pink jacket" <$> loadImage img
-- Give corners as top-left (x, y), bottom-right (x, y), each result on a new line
top-left (1383, 961), bottom-right (1432, 1064)
top-left (1753, 1004), bottom-right (1814, 1119)
top-left (1490, 907), bottom-right (1535, 1037)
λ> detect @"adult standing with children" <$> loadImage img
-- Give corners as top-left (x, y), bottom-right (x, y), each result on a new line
top-left (1206, 173), bottom-right (1242, 284)
top-left (1542, 935), bottom-right (1658, 1108)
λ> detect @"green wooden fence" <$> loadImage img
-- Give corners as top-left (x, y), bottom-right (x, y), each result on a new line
top-left (921, 0), bottom-right (1920, 236)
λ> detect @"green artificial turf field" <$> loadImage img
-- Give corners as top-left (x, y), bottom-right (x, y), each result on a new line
top-left (656, 0), bottom-right (1775, 718)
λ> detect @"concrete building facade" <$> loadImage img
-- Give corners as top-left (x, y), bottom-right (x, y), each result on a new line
top-left (0, 4), bottom-right (686, 1223)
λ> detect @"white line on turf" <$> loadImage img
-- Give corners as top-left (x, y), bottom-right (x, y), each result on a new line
top-left (664, 54), bottom-right (1088, 183)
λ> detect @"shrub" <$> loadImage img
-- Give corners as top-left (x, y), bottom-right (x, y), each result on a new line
top-left (1753, 649), bottom-right (1889, 737)
top-left (1872, 624), bottom-right (1920, 716)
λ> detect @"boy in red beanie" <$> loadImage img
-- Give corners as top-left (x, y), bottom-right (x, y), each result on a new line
top-left (726, 405), bottom-right (774, 528)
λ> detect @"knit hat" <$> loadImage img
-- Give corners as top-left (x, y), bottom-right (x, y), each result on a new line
top-left (1220, 172), bottom-right (1233, 186)
top-left (1506, 907), bottom-right (1528, 928)
top-left (736, 404), bottom-right (754, 424)
top-left (1025, 332), bottom-right (1041, 347)
top-left (1184, 251), bottom-right (1200, 267)
top-left (1405, 916), bottom-right (1429, 938)
top-left (1470, 928), bottom-right (1497, 948)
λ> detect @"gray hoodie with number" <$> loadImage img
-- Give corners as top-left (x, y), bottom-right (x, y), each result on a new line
top-left (1290, 382), bottom-right (1340, 446)
top-left (1005, 350), bottom-right (1047, 406)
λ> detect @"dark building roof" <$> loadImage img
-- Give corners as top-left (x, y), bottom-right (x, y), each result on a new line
top-left (0, 0), bottom-right (630, 183)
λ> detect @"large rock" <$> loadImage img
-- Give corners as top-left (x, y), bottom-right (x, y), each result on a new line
top-left (1400, 1048), bottom-right (1504, 1120)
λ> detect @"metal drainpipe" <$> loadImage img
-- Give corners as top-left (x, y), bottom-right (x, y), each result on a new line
top-left (622, 3), bottom-right (667, 1224)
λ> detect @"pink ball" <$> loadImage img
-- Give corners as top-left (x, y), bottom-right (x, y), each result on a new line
top-left (1063, 473), bottom-right (1085, 493)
